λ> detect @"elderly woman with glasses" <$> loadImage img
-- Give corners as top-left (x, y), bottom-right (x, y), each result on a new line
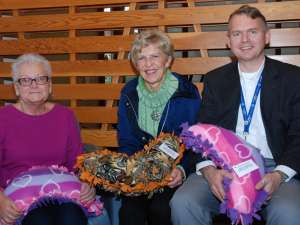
top-left (0, 53), bottom-right (110, 225)
top-left (117, 29), bottom-right (201, 225)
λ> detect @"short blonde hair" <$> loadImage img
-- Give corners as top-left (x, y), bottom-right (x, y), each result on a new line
top-left (130, 29), bottom-right (174, 67)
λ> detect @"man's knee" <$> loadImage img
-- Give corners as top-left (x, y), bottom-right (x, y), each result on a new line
top-left (170, 188), bottom-right (192, 211)
top-left (265, 180), bottom-right (300, 225)
top-left (266, 198), bottom-right (299, 222)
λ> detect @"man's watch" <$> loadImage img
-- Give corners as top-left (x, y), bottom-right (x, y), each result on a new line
top-left (275, 170), bottom-right (288, 183)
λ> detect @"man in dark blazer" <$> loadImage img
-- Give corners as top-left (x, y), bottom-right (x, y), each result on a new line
top-left (171, 5), bottom-right (300, 225)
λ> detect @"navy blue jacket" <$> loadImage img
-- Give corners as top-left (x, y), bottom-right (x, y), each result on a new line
top-left (117, 72), bottom-right (201, 174)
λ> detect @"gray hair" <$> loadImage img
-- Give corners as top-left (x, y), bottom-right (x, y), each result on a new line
top-left (130, 29), bottom-right (174, 68)
top-left (12, 53), bottom-right (52, 81)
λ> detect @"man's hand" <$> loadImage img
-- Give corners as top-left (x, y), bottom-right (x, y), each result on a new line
top-left (255, 171), bottom-right (282, 199)
top-left (168, 167), bottom-right (184, 188)
top-left (80, 182), bottom-right (96, 205)
top-left (201, 166), bottom-right (233, 202)
top-left (0, 192), bottom-right (22, 225)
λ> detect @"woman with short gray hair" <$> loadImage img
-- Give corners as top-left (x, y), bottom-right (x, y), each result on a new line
top-left (0, 53), bottom-right (99, 225)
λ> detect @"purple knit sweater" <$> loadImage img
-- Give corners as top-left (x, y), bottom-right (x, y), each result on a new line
top-left (0, 104), bottom-right (83, 188)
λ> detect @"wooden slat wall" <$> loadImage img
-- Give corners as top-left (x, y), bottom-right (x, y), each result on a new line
top-left (0, 0), bottom-right (299, 148)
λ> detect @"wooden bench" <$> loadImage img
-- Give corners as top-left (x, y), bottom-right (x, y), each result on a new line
top-left (0, 1), bottom-right (299, 225)
top-left (1, 0), bottom-right (299, 150)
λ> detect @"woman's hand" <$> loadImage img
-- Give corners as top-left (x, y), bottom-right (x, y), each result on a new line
top-left (80, 182), bottom-right (96, 205)
top-left (168, 168), bottom-right (184, 188)
top-left (0, 192), bottom-right (22, 225)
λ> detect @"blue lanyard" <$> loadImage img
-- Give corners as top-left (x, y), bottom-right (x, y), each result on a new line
top-left (240, 74), bottom-right (263, 137)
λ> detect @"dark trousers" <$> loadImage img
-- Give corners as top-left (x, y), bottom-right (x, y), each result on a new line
top-left (22, 201), bottom-right (87, 225)
top-left (119, 187), bottom-right (175, 225)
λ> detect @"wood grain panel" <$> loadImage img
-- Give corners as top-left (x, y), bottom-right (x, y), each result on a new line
top-left (0, 60), bottom-right (135, 77)
top-left (0, 84), bottom-right (124, 100)
top-left (51, 60), bottom-right (136, 76)
top-left (0, 9), bottom-right (206, 32)
top-left (268, 55), bottom-right (300, 67)
top-left (270, 29), bottom-right (300, 47)
top-left (0, 28), bottom-right (299, 55)
top-left (177, 56), bottom-right (300, 75)
top-left (173, 57), bottom-right (232, 74)
top-left (52, 84), bottom-right (124, 100)
top-left (192, 2), bottom-right (300, 23)
top-left (2, 0), bottom-right (287, 11)
top-left (72, 106), bottom-right (118, 123)
top-left (0, 85), bottom-right (15, 99)
top-left (1, 2), bottom-right (300, 32)
top-left (172, 28), bottom-right (300, 50)
top-left (81, 129), bottom-right (118, 147)
top-left (171, 32), bottom-right (228, 50)
top-left (0, 55), bottom-right (299, 79)
top-left (0, 0), bottom-right (156, 10)
top-left (0, 57), bottom-right (231, 78)
top-left (0, 36), bottom-right (134, 55)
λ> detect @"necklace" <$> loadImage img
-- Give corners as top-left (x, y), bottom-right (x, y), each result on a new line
top-left (150, 100), bottom-right (170, 124)
top-left (150, 109), bottom-right (161, 121)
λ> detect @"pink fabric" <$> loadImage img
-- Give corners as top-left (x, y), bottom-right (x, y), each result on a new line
top-left (4, 166), bottom-right (103, 216)
top-left (181, 123), bottom-right (267, 225)
top-left (0, 104), bottom-right (82, 188)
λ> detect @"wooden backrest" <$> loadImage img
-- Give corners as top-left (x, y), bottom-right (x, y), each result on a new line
top-left (0, 0), bottom-right (299, 148)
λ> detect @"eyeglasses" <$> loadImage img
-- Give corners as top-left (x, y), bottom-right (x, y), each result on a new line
top-left (16, 75), bottom-right (50, 87)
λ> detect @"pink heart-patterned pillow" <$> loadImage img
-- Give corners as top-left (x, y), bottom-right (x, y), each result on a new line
top-left (181, 123), bottom-right (267, 225)
top-left (3, 165), bottom-right (103, 225)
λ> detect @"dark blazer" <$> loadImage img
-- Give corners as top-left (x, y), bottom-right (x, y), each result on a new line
top-left (198, 57), bottom-right (300, 176)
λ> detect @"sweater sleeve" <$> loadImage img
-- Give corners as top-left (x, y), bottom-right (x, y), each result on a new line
top-left (0, 132), bottom-right (3, 188)
top-left (0, 113), bottom-right (5, 189)
top-left (65, 110), bottom-right (83, 171)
